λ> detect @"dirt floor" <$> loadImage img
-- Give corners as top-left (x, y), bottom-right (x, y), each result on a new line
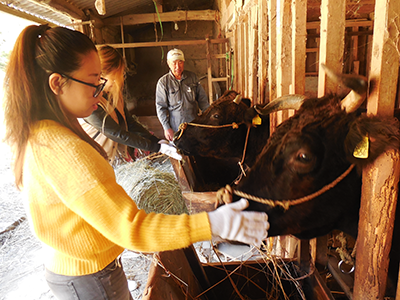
top-left (0, 140), bottom-right (153, 300)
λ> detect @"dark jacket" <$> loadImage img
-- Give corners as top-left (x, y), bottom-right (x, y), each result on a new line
top-left (84, 100), bottom-right (161, 154)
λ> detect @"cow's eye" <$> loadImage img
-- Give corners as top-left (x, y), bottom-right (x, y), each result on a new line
top-left (297, 152), bottom-right (311, 162)
top-left (212, 114), bottom-right (220, 119)
top-left (289, 149), bottom-right (317, 175)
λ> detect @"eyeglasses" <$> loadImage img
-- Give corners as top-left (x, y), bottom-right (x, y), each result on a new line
top-left (62, 74), bottom-right (108, 98)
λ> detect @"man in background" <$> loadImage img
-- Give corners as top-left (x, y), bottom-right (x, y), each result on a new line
top-left (156, 48), bottom-right (209, 141)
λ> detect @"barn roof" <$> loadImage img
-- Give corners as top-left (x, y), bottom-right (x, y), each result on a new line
top-left (0, 0), bottom-right (377, 27)
top-left (0, 0), bottom-right (215, 26)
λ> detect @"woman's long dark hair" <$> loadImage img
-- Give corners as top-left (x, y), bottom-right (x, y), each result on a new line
top-left (3, 25), bottom-right (107, 188)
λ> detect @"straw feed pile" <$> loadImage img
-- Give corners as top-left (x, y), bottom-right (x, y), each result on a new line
top-left (115, 155), bottom-right (188, 215)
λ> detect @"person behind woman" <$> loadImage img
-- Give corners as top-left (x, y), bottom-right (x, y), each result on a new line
top-left (3, 24), bottom-right (269, 300)
top-left (80, 45), bottom-right (181, 166)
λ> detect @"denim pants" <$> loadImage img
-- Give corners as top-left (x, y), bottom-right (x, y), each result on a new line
top-left (45, 257), bottom-right (133, 300)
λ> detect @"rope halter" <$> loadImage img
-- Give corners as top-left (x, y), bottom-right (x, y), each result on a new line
top-left (175, 121), bottom-right (241, 140)
top-left (175, 121), bottom-right (251, 178)
top-left (216, 164), bottom-right (356, 210)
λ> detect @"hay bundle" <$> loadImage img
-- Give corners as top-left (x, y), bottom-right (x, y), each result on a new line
top-left (115, 156), bottom-right (188, 215)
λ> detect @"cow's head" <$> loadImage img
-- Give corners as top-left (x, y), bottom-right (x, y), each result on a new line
top-left (174, 90), bottom-right (255, 160)
top-left (229, 65), bottom-right (400, 239)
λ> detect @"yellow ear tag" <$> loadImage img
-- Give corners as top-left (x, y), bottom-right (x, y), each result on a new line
top-left (252, 114), bottom-right (262, 126)
top-left (353, 134), bottom-right (369, 159)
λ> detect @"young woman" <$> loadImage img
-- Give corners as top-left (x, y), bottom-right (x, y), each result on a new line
top-left (80, 45), bottom-right (180, 166)
top-left (3, 25), bottom-right (269, 300)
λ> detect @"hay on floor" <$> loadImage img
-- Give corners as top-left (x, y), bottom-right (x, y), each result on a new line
top-left (115, 156), bottom-right (188, 215)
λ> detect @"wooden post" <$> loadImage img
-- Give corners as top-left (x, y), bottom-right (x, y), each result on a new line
top-left (352, 26), bottom-right (360, 74)
top-left (353, 0), bottom-right (400, 299)
top-left (257, 0), bottom-right (268, 105)
top-left (273, 0), bottom-right (300, 260)
top-left (276, 0), bottom-right (292, 124)
top-left (120, 17), bottom-right (125, 59)
top-left (206, 37), bottom-right (213, 103)
top-left (291, 0), bottom-right (307, 96)
top-left (248, 5), bottom-right (258, 102)
top-left (268, 0), bottom-right (278, 132)
top-left (291, 0), bottom-right (308, 267)
top-left (317, 0), bottom-right (346, 97)
top-left (238, 23), bottom-right (245, 92)
top-left (317, 0), bottom-right (346, 269)
top-left (232, 22), bottom-right (238, 91)
top-left (243, 20), bottom-right (249, 96)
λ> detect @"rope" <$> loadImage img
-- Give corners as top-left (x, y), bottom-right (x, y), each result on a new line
top-left (238, 125), bottom-right (251, 177)
top-left (217, 164), bottom-right (356, 210)
top-left (176, 121), bottom-right (251, 179)
top-left (336, 232), bottom-right (357, 266)
top-left (175, 121), bottom-right (242, 140)
top-left (153, 253), bottom-right (189, 288)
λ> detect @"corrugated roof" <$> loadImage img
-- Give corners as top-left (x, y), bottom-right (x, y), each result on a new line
top-left (0, 0), bottom-right (73, 26)
top-left (0, 0), bottom-right (215, 26)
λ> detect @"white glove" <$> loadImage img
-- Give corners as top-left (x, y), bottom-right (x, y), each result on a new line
top-left (159, 140), bottom-right (182, 161)
top-left (208, 198), bottom-right (269, 246)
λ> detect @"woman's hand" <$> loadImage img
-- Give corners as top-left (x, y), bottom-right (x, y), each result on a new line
top-left (208, 199), bottom-right (269, 246)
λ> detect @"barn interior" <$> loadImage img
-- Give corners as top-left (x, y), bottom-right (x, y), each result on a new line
top-left (1, 0), bottom-right (399, 299)
top-left (1, 0), bottom-right (385, 137)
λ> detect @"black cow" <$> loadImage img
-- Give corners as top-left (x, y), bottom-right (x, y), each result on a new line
top-left (175, 90), bottom-right (304, 189)
top-left (219, 65), bottom-right (400, 292)
top-left (175, 90), bottom-right (266, 166)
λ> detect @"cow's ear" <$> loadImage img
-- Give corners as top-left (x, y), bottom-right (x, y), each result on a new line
top-left (244, 107), bottom-right (258, 124)
top-left (344, 115), bottom-right (400, 165)
top-left (242, 98), bottom-right (252, 108)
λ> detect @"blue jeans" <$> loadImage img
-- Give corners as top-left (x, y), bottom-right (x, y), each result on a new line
top-left (45, 257), bottom-right (133, 300)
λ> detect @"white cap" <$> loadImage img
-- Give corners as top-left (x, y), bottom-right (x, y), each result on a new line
top-left (167, 48), bottom-right (185, 62)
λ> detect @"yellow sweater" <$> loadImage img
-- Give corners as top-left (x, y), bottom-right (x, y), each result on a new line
top-left (23, 120), bottom-right (211, 276)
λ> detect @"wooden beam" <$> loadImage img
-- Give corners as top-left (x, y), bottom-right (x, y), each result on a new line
top-left (98, 38), bottom-right (229, 49)
top-left (307, 19), bottom-right (373, 30)
top-left (353, 0), bottom-right (400, 299)
top-left (103, 10), bottom-right (218, 26)
top-left (317, 0), bottom-right (346, 97)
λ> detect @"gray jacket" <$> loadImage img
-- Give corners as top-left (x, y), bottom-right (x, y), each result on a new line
top-left (156, 70), bottom-right (209, 132)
